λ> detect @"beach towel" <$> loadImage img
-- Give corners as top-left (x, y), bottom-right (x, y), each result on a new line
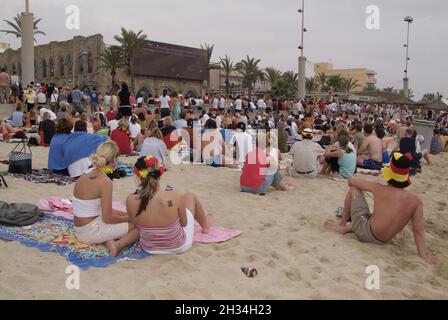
top-left (1, 169), bottom-right (76, 186)
top-left (193, 223), bottom-right (242, 244)
top-left (37, 197), bottom-right (126, 219)
top-left (0, 213), bottom-right (149, 270)
top-left (116, 162), bottom-right (134, 177)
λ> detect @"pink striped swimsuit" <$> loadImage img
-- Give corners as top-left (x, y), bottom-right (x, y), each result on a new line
top-left (139, 219), bottom-right (187, 253)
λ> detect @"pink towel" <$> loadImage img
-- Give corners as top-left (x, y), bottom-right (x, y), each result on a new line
top-left (193, 223), bottom-right (242, 243)
top-left (37, 197), bottom-right (127, 219)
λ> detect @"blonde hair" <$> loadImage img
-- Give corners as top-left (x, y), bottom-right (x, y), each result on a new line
top-left (91, 141), bottom-right (119, 168)
top-left (150, 128), bottom-right (163, 140)
top-left (119, 119), bottom-right (130, 130)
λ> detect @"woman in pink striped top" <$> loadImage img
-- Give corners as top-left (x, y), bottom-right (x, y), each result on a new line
top-left (127, 155), bottom-right (212, 255)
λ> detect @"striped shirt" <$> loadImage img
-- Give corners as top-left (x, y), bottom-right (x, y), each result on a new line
top-left (139, 219), bottom-right (187, 253)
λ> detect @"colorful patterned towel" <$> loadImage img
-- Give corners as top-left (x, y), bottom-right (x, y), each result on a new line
top-left (1, 169), bottom-right (76, 186)
top-left (0, 213), bottom-right (149, 270)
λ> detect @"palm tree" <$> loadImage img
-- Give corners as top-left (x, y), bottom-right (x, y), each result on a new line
top-left (264, 67), bottom-right (282, 88)
top-left (305, 77), bottom-right (318, 94)
top-left (97, 46), bottom-right (124, 89)
top-left (382, 86), bottom-right (395, 93)
top-left (114, 28), bottom-right (149, 92)
top-left (219, 55), bottom-right (235, 95)
top-left (326, 75), bottom-right (344, 93)
top-left (1, 14), bottom-right (46, 42)
top-left (236, 55), bottom-right (263, 100)
top-left (282, 71), bottom-right (299, 97)
top-left (270, 78), bottom-right (290, 98)
top-left (343, 77), bottom-right (361, 95)
top-left (201, 43), bottom-right (214, 95)
top-left (316, 72), bottom-right (329, 92)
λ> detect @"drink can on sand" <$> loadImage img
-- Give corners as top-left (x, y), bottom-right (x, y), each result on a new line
top-left (241, 267), bottom-right (258, 278)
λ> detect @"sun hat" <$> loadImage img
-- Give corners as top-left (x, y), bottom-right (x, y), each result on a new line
top-left (302, 128), bottom-right (314, 138)
top-left (381, 152), bottom-right (412, 188)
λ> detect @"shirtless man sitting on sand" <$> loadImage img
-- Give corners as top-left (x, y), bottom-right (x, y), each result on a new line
top-left (357, 123), bottom-right (383, 170)
top-left (325, 152), bottom-right (437, 263)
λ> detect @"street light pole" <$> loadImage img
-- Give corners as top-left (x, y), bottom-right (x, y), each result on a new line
top-left (297, 0), bottom-right (306, 101)
top-left (403, 16), bottom-right (413, 98)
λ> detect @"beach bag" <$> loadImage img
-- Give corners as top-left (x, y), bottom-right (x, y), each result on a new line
top-left (0, 201), bottom-right (42, 226)
top-left (8, 141), bottom-right (32, 174)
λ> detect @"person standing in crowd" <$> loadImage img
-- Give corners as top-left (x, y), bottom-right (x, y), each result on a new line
top-left (10, 71), bottom-right (20, 103)
top-left (0, 68), bottom-right (10, 104)
top-left (117, 82), bottom-right (132, 117)
top-left (49, 87), bottom-right (59, 112)
top-left (23, 85), bottom-right (37, 112)
top-left (71, 85), bottom-right (83, 114)
top-left (90, 86), bottom-right (100, 113)
top-left (159, 89), bottom-right (171, 119)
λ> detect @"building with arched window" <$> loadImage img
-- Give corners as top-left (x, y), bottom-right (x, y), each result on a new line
top-left (0, 34), bottom-right (207, 96)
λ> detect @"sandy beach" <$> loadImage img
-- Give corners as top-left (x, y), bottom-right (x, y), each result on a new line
top-left (0, 142), bottom-right (447, 300)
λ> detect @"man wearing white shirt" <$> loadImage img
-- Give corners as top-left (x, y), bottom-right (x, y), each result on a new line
top-left (231, 122), bottom-right (254, 164)
top-left (37, 91), bottom-right (47, 105)
top-left (296, 101), bottom-right (304, 114)
top-left (257, 97), bottom-right (266, 111)
top-left (159, 89), bottom-right (171, 118)
top-left (212, 97), bottom-right (219, 110)
top-left (235, 96), bottom-right (243, 112)
top-left (218, 95), bottom-right (226, 110)
top-left (108, 118), bottom-right (119, 132)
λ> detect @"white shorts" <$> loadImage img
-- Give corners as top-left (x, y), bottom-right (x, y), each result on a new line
top-left (147, 209), bottom-right (195, 255)
top-left (74, 216), bottom-right (129, 245)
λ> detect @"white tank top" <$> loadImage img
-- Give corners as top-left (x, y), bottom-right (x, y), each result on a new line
top-left (72, 167), bottom-right (102, 218)
top-left (72, 197), bottom-right (102, 218)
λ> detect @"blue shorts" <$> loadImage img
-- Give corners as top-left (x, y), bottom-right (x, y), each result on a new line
top-left (362, 160), bottom-right (383, 170)
top-left (241, 172), bottom-right (283, 195)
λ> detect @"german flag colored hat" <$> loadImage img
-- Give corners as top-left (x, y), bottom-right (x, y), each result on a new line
top-left (381, 152), bottom-right (413, 188)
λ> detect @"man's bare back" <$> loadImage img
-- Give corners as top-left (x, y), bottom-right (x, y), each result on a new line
top-left (369, 183), bottom-right (421, 241)
top-left (361, 135), bottom-right (383, 163)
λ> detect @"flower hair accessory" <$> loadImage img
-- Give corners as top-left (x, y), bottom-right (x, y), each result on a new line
top-left (134, 155), bottom-right (165, 179)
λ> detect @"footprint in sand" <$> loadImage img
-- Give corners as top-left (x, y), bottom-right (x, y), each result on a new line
top-left (247, 254), bottom-right (257, 263)
top-left (437, 201), bottom-right (447, 212)
top-left (312, 266), bottom-right (323, 274)
top-left (265, 260), bottom-right (277, 268)
top-left (285, 269), bottom-right (302, 282)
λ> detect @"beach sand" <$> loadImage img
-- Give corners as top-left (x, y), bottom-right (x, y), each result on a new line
top-left (0, 142), bottom-right (447, 300)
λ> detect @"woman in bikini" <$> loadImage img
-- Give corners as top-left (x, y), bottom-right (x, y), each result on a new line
top-left (125, 155), bottom-right (212, 255)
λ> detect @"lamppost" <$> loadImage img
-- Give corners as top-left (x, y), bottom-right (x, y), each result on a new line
top-left (297, 0), bottom-right (307, 101)
top-left (21, 0), bottom-right (35, 86)
top-left (403, 16), bottom-right (413, 98)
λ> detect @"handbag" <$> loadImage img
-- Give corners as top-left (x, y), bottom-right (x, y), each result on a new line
top-left (8, 141), bottom-right (32, 174)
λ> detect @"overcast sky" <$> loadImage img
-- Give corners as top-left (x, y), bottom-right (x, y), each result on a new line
top-left (1, 0), bottom-right (447, 99)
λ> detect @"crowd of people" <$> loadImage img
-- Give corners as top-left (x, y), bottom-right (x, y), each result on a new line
top-left (1, 74), bottom-right (447, 263)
